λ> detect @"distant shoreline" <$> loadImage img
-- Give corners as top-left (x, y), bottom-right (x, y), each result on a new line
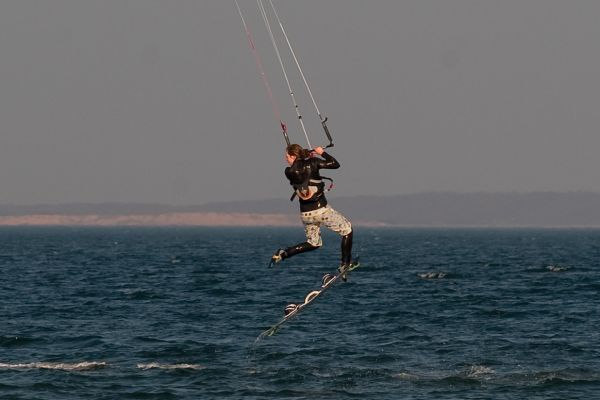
top-left (0, 213), bottom-right (599, 228)
top-left (0, 213), bottom-right (299, 227)
top-left (2, 192), bottom-right (600, 227)
top-left (0, 212), bottom-right (388, 227)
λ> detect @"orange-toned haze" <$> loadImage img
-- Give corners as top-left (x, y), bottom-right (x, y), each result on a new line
top-left (0, 213), bottom-right (299, 226)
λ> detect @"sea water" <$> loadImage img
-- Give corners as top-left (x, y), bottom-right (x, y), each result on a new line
top-left (1, 227), bottom-right (599, 399)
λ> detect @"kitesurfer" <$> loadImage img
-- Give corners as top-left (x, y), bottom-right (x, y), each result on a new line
top-left (271, 144), bottom-right (354, 272)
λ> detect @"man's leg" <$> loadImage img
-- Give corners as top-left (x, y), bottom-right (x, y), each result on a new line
top-left (270, 221), bottom-right (322, 265)
top-left (319, 206), bottom-right (353, 266)
top-left (340, 230), bottom-right (353, 266)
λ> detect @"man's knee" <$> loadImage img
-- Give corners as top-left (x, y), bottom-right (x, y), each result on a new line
top-left (307, 238), bottom-right (323, 248)
top-left (339, 224), bottom-right (352, 237)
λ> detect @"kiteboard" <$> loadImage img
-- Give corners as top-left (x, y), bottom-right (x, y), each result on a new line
top-left (255, 259), bottom-right (360, 342)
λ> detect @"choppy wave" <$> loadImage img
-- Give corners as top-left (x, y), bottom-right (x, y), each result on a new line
top-left (418, 271), bottom-right (447, 279)
top-left (394, 365), bottom-right (494, 382)
top-left (394, 366), bottom-right (600, 386)
top-left (0, 361), bottom-right (107, 371)
top-left (2, 227), bottom-right (600, 399)
top-left (0, 336), bottom-right (43, 347)
top-left (136, 362), bottom-right (204, 370)
top-left (547, 265), bottom-right (569, 272)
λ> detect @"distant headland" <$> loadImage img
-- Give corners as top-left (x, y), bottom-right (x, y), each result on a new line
top-left (1, 192), bottom-right (600, 227)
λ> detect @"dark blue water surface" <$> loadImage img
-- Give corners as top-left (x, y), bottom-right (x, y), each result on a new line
top-left (1, 227), bottom-right (599, 399)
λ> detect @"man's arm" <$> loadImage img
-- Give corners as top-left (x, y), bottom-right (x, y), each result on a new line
top-left (314, 146), bottom-right (340, 169)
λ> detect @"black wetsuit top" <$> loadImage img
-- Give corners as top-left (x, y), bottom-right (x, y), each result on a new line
top-left (285, 152), bottom-right (340, 212)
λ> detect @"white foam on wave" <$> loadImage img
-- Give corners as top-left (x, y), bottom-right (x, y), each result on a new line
top-left (0, 361), bottom-right (107, 371)
top-left (136, 362), bottom-right (204, 370)
top-left (394, 365), bottom-right (495, 382)
top-left (393, 371), bottom-right (421, 381)
top-left (466, 365), bottom-right (495, 378)
top-left (418, 271), bottom-right (447, 279)
top-left (546, 265), bottom-right (569, 272)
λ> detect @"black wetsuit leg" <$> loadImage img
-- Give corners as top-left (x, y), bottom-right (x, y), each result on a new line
top-left (341, 230), bottom-right (353, 265)
top-left (283, 242), bottom-right (319, 259)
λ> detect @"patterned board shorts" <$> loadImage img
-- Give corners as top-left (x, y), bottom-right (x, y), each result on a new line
top-left (300, 205), bottom-right (352, 247)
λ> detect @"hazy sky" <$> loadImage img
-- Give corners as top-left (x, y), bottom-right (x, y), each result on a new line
top-left (1, 1), bottom-right (599, 205)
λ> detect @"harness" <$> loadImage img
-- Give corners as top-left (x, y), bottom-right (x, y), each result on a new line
top-left (290, 177), bottom-right (334, 201)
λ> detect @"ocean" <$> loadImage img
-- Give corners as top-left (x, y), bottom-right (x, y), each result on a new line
top-left (1, 227), bottom-right (599, 399)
